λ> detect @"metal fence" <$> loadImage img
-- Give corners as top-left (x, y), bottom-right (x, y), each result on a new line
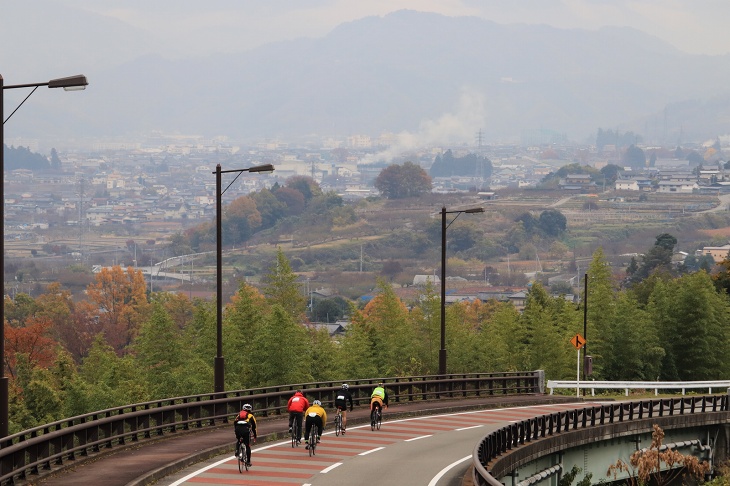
top-left (472, 394), bottom-right (730, 486)
top-left (0, 371), bottom-right (541, 485)
top-left (547, 380), bottom-right (730, 396)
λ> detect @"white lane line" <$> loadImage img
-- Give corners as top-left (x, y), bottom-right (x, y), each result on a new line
top-left (321, 462), bottom-right (343, 473)
top-left (427, 455), bottom-right (471, 486)
top-left (168, 439), bottom-right (288, 486)
top-left (456, 425), bottom-right (483, 431)
top-left (170, 402), bottom-right (596, 485)
top-left (405, 434), bottom-right (432, 442)
top-left (359, 447), bottom-right (386, 456)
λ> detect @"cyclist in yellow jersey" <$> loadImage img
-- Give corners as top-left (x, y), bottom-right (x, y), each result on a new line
top-left (304, 400), bottom-right (327, 449)
top-left (234, 404), bottom-right (257, 466)
top-left (370, 382), bottom-right (389, 424)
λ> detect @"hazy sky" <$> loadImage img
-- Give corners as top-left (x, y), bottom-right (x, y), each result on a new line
top-left (2, 0), bottom-right (728, 149)
top-left (60, 0), bottom-right (730, 57)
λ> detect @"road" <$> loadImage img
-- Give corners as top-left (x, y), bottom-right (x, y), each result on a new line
top-left (701, 193), bottom-right (730, 213)
top-left (155, 402), bottom-right (602, 486)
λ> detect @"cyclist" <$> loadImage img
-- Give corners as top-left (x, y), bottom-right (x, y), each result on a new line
top-left (287, 389), bottom-right (309, 444)
top-left (334, 383), bottom-right (354, 433)
top-left (370, 382), bottom-right (389, 424)
top-left (304, 399), bottom-right (327, 450)
top-left (234, 404), bottom-right (257, 467)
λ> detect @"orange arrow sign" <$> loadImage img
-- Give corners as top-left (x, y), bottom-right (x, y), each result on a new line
top-left (570, 333), bottom-right (586, 349)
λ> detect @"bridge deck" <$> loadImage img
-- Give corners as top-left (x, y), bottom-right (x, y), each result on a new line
top-left (34, 394), bottom-right (578, 486)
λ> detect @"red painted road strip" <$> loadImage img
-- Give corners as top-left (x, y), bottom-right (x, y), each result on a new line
top-left (172, 403), bottom-right (603, 486)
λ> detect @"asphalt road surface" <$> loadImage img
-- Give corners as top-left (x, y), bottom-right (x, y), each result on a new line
top-left (35, 395), bottom-right (584, 486)
top-left (154, 402), bottom-right (602, 486)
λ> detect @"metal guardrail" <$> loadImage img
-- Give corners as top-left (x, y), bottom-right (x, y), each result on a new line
top-left (472, 394), bottom-right (730, 486)
top-left (547, 380), bottom-right (730, 396)
top-left (0, 371), bottom-right (542, 485)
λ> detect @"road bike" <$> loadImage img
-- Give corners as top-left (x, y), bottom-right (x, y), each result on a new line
top-left (236, 431), bottom-right (251, 472)
top-left (334, 407), bottom-right (343, 436)
top-left (370, 405), bottom-right (382, 431)
top-left (290, 415), bottom-right (300, 448)
top-left (308, 423), bottom-right (318, 456)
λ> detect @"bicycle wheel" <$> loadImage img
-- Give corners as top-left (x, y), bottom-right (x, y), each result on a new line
top-left (244, 447), bottom-right (250, 471)
top-left (237, 441), bottom-right (244, 473)
top-left (376, 409), bottom-right (382, 430)
top-left (291, 420), bottom-right (297, 448)
top-left (309, 426), bottom-right (317, 456)
top-left (370, 409), bottom-right (375, 431)
top-left (335, 413), bottom-right (341, 436)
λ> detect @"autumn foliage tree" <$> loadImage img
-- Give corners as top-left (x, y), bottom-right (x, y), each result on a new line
top-left (4, 316), bottom-right (58, 379)
top-left (85, 266), bottom-right (150, 353)
top-left (374, 161), bottom-right (432, 199)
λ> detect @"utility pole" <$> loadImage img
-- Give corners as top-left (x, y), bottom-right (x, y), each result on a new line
top-left (475, 128), bottom-right (483, 149)
top-left (583, 273), bottom-right (588, 382)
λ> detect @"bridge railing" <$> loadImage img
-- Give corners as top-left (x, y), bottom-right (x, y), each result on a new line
top-left (472, 394), bottom-right (730, 486)
top-left (0, 371), bottom-right (542, 485)
top-left (547, 380), bottom-right (730, 396)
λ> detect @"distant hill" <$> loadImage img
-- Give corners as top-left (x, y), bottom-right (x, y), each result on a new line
top-left (5, 9), bottom-right (730, 145)
top-left (3, 145), bottom-right (51, 171)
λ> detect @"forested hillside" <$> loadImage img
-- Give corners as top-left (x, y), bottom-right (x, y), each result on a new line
top-left (6, 243), bottom-right (730, 435)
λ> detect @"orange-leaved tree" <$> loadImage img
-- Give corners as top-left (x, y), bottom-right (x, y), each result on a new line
top-left (85, 266), bottom-right (150, 354)
top-left (4, 316), bottom-right (58, 379)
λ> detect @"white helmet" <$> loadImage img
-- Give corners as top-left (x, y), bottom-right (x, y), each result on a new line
top-left (313, 400), bottom-right (322, 406)
top-left (242, 404), bottom-right (252, 411)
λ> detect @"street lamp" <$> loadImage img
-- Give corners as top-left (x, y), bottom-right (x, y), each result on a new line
top-left (214, 163), bottom-right (274, 393)
top-left (1, 73), bottom-right (89, 438)
top-left (439, 206), bottom-right (483, 376)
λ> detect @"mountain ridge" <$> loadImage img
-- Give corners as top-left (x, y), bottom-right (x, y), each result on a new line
top-left (4, 9), bottom-right (729, 147)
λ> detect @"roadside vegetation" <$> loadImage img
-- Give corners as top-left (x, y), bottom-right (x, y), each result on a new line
top-left (5, 161), bottom-right (730, 436)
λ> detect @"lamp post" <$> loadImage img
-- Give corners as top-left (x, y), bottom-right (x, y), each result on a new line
top-left (1, 73), bottom-right (88, 438)
top-left (439, 206), bottom-right (483, 376)
top-left (214, 163), bottom-right (274, 393)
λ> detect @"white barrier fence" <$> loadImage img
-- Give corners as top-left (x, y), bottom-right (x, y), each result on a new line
top-left (546, 380), bottom-right (730, 396)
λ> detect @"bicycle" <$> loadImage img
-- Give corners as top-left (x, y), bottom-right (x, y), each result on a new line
top-left (334, 407), bottom-right (343, 436)
top-left (308, 423), bottom-right (318, 456)
top-left (290, 417), bottom-right (300, 448)
top-left (370, 405), bottom-right (382, 431)
top-left (236, 431), bottom-right (251, 472)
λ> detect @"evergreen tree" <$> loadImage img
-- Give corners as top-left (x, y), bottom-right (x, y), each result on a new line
top-left (185, 299), bottom-right (216, 372)
top-left (584, 248), bottom-right (616, 378)
top-left (481, 302), bottom-right (526, 371)
top-left (261, 247), bottom-right (306, 321)
top-left (50, 148), bottom-right (62, 169)
top-left (443, 302), bottom-right (480, 373)
top-left (361, 279), bottom-right (417, 376)
top-left (602, 292), bottom-right (663, 381)
top-left (223, 282), bottom-right (268, 389)
top-left (521, 284), bottom-right (577, 379)
top-left (651, 272), bottom-right (730, 381)
top-left (632, 234), bottom-right (677, 283)
top-left (307, 326), bottom-right (340, 382)
top-left (411, 282), bottom-right (441, 373)
top-left (134, 303), bottom-right (207, 397)
top-left (337, 308), bottom-right (378, 379)
top-left (249, 305), bottom-right (310, 386)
